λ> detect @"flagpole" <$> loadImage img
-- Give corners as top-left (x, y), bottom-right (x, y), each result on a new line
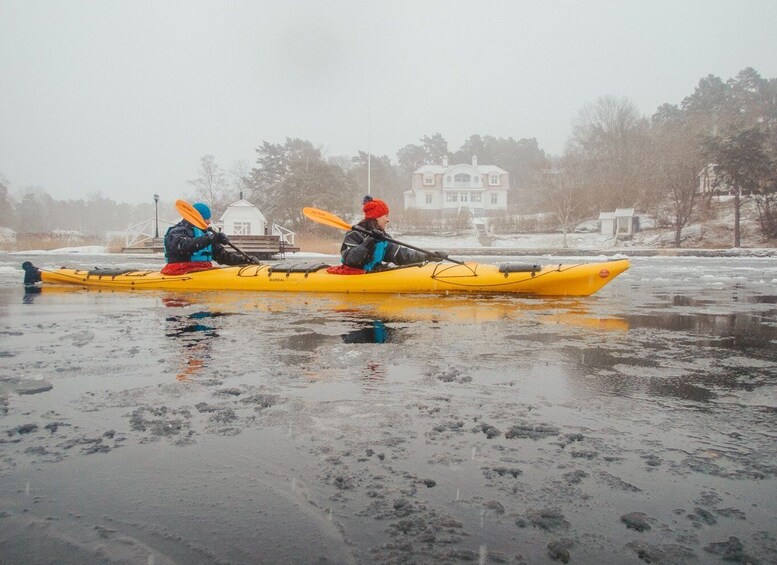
top-left (367, 95), bottom-right (371, 195)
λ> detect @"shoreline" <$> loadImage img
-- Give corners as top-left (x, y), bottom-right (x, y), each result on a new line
top-left (438, 246), bottom-right (777, 258)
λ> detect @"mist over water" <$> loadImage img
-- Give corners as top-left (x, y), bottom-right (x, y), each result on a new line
top-left (1, 252), bottom-right (776, 563)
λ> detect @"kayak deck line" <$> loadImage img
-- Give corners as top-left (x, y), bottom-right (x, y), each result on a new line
top-left (24, 258), bottom-right (630, 297)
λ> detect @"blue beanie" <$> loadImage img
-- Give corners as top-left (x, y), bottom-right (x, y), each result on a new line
top-left (193, 202), bottom-right (211, 220)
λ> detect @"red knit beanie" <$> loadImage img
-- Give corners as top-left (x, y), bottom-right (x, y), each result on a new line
top-left (363, 195), bottom-right (389, 219)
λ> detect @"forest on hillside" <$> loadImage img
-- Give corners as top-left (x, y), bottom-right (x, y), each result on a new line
top-left (1, 67), bottom-right (775, 248)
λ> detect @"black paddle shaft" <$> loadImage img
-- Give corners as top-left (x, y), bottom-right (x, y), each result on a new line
top-left (207, 227), bottom-right (257, 264)
top-left (351, 225), bottom-right (465, 266)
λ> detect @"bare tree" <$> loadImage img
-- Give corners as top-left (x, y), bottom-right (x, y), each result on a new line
top-left (229, 160), bottom-right (251, 201)
top-left (651, 108), bottom-right (703, 246)
top-left (0, 175), bottom-right (15, 229)
top-left (188, 155), bottom-right (228, 213)
top-left (542, 157), bottom-right (584, 248)
top-left (567, 96), bottom-right (651, 214)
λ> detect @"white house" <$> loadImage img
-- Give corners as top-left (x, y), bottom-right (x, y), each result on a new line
top-left (403, 155), bottom-right (509, 215)
top-left (218, 199), bottom-right (268, 236)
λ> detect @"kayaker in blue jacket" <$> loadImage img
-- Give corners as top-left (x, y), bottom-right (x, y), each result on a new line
top-left (163, 202), bottom-right (248, 275)
top-left (340, 196), bottom-right (447, 272)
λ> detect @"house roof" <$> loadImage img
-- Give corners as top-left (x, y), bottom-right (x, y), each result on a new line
top-left (414, 163), bottom-right (508, 175)
top-left (415, 165), bottom-right (447, 174)
top-left (599, 209), bottom-right (635, 220)
top-left (225, 199), bottom-right (256, 208)
top-left (219, 199), bottom-right (267, 222)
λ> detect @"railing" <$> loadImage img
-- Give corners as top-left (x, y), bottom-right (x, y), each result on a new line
top-left (119, 219), bottom-right (295, 251)
top-left (121, 218), bottom-right (175, 247)
top-left (272, 224), bottom-right (295, 245)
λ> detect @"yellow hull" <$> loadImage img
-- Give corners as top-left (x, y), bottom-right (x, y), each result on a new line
top-left (37, 259), bottom-right (630, 297)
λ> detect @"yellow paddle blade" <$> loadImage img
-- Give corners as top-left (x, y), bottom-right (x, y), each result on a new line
top-left (302, 207), bottom-right (352, 231)
top-left (175, 199), bottom-right (208, 230)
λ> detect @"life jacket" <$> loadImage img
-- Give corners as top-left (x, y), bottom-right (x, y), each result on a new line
top-left (363, 240), bottom-right (388, 272)
top-left (191, 227), bottom-right (213, 262)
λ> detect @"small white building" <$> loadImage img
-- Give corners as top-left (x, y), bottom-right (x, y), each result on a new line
top-left (404, 155), bottom-right (509, 215)
top-left (218, 199), bottom-right (268, 236)
top-left (599, 208), bottom-right (636, 236)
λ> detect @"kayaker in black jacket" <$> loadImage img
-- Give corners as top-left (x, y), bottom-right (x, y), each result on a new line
top-left (340, 196), bottom-right (447, 272)
top-left (163, 202), bottom-right (249, 274)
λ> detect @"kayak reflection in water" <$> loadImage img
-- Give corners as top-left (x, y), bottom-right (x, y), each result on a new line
top-left (163, 297), bottom-right (230, 381)
top-left (342, 320), bottom-right (392, 344)
top-left (22, 285), bottom-right (41, 304)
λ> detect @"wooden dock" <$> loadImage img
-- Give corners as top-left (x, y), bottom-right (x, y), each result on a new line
top-left (229, 235), bottom-right (300, 259)
top-left (122, 235), bottom-right (299, 259)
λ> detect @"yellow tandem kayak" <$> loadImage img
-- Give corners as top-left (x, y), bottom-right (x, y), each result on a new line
top-left (24, 258), bottom-right (630, 297)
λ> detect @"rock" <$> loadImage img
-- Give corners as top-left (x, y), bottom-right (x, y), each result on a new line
top-left (621, 512), bottom-right (652, 532)
top-left (547, 540), bottom-right (571, 563)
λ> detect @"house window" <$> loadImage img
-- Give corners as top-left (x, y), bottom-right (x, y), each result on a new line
top-left (446, 192), bottom-right (458, 202)
top-left (491, 193), bottom-right (498, 205)
top-left (233, 222), bottom-right (251, 235)
top-left (461, 192), bottom-right (469, 202)
top-left (425, 194), bottom-right (432, 204)
top-left (423, 174), bottom-right (434, 186)
top-left (472, 193), bottom-right (482, 202)
top-left (454, 173), bottom-right (471, 184)
top-left (489, 174), bottom-right (500, 186)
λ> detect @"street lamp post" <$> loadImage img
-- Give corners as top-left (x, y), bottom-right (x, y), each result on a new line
top-left (153, 194), bottom-right (159, 239)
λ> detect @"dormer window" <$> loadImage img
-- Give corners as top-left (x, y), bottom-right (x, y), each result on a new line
top-left (423, 174), bottom-right (435, 186)
top-left (489, 174), bottom-right (500, 186)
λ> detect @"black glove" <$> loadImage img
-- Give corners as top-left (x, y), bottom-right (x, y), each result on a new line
top-left (427, 251), bottom-right (448, 262)
top-left (211, 231), bottom-right (229, 245)
top-left (249, 256), bottom-right (262, 264)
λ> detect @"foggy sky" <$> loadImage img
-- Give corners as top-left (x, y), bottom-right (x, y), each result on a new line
top-left (1, 0), bottom-right (776, 205)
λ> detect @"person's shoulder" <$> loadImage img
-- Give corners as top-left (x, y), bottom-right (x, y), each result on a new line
top-left (167, 220), bottom-right (192, 234)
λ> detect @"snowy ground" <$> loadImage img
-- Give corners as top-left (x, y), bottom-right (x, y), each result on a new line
top-left (403, 197), bottom-right (776, 253)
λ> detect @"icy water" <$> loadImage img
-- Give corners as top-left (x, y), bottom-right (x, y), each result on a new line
top-left (1, 252), bottom-right (776, 564)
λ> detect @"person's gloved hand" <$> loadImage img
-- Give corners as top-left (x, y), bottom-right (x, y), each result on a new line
top-left (212, 231), bottom-right (229, 245)
top-left (426, 251), bottom-right (448, 262)
top-left (249, 256), bottom-right (262, 264)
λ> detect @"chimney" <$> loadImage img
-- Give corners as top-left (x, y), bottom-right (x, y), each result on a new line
top-left (442, 155), bottom-right (448, 167)
top-left (472, 155), bottom-right (478, 166)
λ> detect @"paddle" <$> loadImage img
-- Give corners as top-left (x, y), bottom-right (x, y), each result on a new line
top-left (175, 199), bottom-right (258, 264)
top-left (302, 207), bottom-right (466, 266)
